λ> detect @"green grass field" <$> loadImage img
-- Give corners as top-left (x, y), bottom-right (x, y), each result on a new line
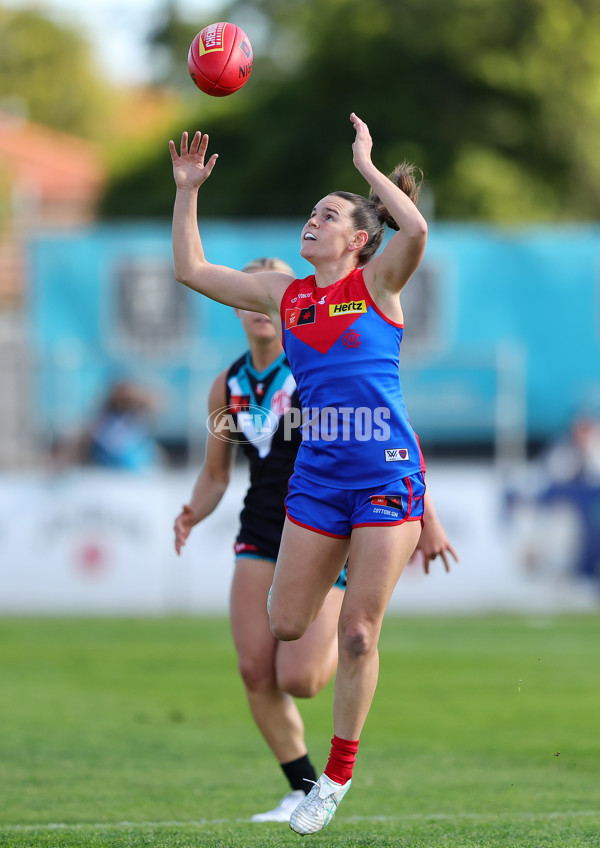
top-left (1, 614), bottom-right (599, 848)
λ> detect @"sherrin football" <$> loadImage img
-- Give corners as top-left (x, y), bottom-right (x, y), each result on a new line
top-left (188, 22), bottom-right (253, 97)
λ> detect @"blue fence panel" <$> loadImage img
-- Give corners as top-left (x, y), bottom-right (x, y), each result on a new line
top-left (27, 221), bottom-right (600, 447)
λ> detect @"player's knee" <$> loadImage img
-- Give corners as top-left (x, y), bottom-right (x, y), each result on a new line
top-left (269, 617), bottom-right (304, 642)
top-left (278, 667), bottom-right (321, 699)
top-left (268, 594), bottom-right (307, 641)
top-left (237, 655), bottom-right (275, 692)
top-left (339, 620), bottom-right (376, 660)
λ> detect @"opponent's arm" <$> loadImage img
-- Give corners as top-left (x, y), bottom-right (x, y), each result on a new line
top-left (174, 370), bottom-right (235, 555)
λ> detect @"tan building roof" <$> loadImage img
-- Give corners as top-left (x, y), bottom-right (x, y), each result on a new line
top-left (0, 112), bottom-right (105, 208)
top-left (0, 114), bottom-right (106, 306)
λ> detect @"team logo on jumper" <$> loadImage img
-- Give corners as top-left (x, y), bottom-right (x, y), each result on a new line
top-left (384, 448), bottom-right (409, 462)
top-left (271, 389), bottom-right (293, 416)
top-left (371, 495), bottom-right (404, 510)
top-left (329, 300), bottom-right (367, 317)
top-left (229, 394), bottom-right (251, 413)
top-left (342, 330), bottom-right (361, 348)
top-left (285, 304), bottom-right (316, 329)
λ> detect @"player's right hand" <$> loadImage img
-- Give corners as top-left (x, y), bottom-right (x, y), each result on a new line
top-left (174, 503), bottom-right (197, 555)
top-left (169, 131), bottom-right (219, 190)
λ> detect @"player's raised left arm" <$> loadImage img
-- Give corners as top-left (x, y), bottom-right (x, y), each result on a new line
top-left (350, 113), bottom-right (428, 296)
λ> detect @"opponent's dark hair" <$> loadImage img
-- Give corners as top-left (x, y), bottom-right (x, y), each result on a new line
top-left (331, 162), bottom-right (423, 266)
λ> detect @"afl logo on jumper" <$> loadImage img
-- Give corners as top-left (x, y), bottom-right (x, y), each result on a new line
top-left (285, 304), bottom-right (316, 329)
top-left (385, 448), bottom-right (410, 462)
top-left (329, 300), bottom-right (367, 316)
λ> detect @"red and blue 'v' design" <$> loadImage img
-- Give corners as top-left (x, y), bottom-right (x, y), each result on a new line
top-left (280, 267), bottom-right (425, 489)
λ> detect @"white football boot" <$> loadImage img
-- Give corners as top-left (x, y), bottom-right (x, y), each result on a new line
top-left (289, 773), bottom-right (351, 834)
top-left (251, 789), bottom-right (305, 823)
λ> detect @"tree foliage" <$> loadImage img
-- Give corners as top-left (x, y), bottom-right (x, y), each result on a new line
top-left (147, 0), bottom-right (201, 91)
top-left (102, 0), bottom-right (600, 222)
top-left (0, 5), bottom-right (110, 138)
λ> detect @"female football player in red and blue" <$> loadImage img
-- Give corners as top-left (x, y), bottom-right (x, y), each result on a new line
top-left (170, 113), bottom-right (454, 834)
top-left (174, 258), bottom-right (346, 823)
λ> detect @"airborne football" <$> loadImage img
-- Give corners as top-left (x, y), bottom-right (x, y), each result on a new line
top-left (188, 21), bottom-right (253, 97)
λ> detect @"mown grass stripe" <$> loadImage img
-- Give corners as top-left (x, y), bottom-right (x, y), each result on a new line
top-left (3, 809), bottom-right (600, 831)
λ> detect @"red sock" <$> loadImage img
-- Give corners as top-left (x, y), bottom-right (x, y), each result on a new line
top-left (324, 735), bottom-right (360, 785)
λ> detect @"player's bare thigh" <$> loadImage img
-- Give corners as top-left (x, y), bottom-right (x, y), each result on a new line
top-left (269, 518), bottom-right (349, 642)
top-left (343, 521), bottom-right (422, 627)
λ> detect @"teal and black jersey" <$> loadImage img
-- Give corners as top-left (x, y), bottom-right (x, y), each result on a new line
top-left (226, 350), bottom-right (349, 588)
top-left (226, 351), bottom-right (301, 551)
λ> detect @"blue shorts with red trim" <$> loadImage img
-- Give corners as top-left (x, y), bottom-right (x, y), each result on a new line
top-left (285, 471), bottom-right (426, 539)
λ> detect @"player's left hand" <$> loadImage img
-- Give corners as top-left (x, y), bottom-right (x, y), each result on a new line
top-left (350, 112), bottom-right (373, 171)
top-left (414, 516), bottom-right (459, 574)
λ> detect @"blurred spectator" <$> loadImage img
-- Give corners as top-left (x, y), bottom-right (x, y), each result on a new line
top-left (535, 415), bottom-right (600, 584)
top-left (541, 415), bottom-right (600, 486)
top-left (55, 380), bottom-right (163, 471)
top-left (506, 414), bottom-right (600, 591)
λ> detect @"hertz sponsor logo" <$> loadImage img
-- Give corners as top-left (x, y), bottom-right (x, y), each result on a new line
top-left (329, 300), bottom-right (367, 316)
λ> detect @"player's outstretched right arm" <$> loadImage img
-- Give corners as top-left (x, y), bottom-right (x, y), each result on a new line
top-left (170, 131), bottom-right (291, 321)
top-left (174, 371), bottom-right (235, 555)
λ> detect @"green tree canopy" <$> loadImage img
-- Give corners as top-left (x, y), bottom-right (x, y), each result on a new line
top-left (102, 0), bottom-right (600, 222)
top-left (0, 5), bottom-right (110, 138)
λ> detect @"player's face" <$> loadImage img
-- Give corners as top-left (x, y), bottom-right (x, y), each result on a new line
top-left (237, 308), bottom-right (279, 342)
top-left (300, 195), bottom-right (357, 262)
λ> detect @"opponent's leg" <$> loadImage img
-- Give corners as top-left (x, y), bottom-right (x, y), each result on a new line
top-left (275, 584), bottom-right (344, 698)
top-left (230, 557), bottom-right (306, 763)
top-left (230, 557), bottom-right (317, 822)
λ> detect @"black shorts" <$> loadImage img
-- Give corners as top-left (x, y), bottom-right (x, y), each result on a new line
top-left (233, 511), bottom-right (348, 589)
top-left (234, 511), bottom-right (283, 563)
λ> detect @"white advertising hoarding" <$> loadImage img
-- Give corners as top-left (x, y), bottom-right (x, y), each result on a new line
top-left (0, 464), bottom-right (594, 615)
